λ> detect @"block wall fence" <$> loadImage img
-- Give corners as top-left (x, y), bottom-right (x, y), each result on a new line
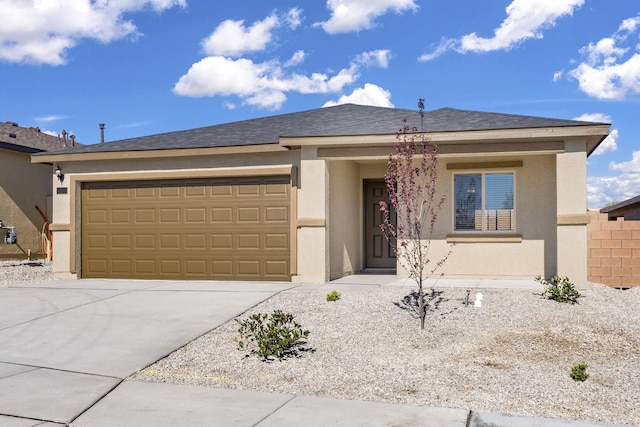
top-left (587, 210), bottom-right (640, 287)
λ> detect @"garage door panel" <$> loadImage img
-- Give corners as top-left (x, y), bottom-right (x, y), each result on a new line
top-left (212, 260), bottom-right (233, 276)
top-left (111, 210), bottom-right (131, 224)
top-left (87, 209), bottom-right (107, 225)
top-left (135, 259), bottom-right (156, 274)
top-left (86, 234), bottom-right (107, 250)
top-left (266, 261), bottom-right (289, 276)
top-left (238, 207), bottom-right (260, 222)
top-left (82, 177), bottom-right (291, 281)
top-left (211, 208), bottom-right (232, 223)
top-left (211, 234), bottom-right (233, 249)
top-left (112, 259), bottom-right (133, 274)
top-left (265, 206), bottom-right (288, 222)
top-left (136, 209), bottom-right (155, 223)
top-left (87, 259), bottom-right (107, 274)
top-left (111, 234), bottom-right (131, 249)
top-left (159, 209), bottom-right (180, 223)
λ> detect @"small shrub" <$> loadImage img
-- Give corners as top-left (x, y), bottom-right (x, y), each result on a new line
top-left (326, 290), bottom-right (341, 301)
top-left (236, 310), bottom-right (309, 360)
top-left (535, 275), bottom-right (582, 304)
top-left (570, 363), bottom-right (589, 382)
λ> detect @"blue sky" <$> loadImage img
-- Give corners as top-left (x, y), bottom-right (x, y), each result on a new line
top-left (1, 0), bottom-right (638, 208)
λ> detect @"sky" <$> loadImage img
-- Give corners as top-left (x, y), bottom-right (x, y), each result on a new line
top-left (0, 0), bottom-right (639, 209)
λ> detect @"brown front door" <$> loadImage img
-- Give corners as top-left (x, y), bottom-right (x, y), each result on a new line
top-left (364, 180), bottom-right (396, 269)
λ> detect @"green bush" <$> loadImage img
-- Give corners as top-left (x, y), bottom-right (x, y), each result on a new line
top-left (570, 363), bottom-right (589, 382)
top-left (326, 290), bottom-right (342, 302)
top-left (535, 276), bottom-right (582, 304)
top-left (236, 310), bottom-right (310, 360)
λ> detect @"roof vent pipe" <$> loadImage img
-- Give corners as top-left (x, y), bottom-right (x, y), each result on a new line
top-left (99, 123), bottom-right (105, 144)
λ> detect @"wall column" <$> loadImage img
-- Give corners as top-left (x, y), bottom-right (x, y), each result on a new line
top-left (51, 172), bottom-right (75, 279)
top-left (294, 147), bottom-right (330, 283)
top-left (556, 139), bottom-right (589, 287)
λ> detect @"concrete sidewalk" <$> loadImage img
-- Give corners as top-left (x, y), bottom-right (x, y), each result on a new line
top-left (0, 278), bottom-right (635, 427)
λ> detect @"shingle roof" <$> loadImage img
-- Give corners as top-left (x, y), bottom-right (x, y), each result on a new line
top-left (35, 104), bottom-right (609, 155)
top-left (600, 195), bottom-right (640, 213)
top-left (0, 121), bottom-right (75, 153)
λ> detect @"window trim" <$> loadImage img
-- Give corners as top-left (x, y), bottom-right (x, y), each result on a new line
top-left (452, 170), bottom-right (517, 234)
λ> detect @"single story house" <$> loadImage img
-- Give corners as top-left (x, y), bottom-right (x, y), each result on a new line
top-left (0, 121), bottom-right (73, 260)
top-left (601, 195), bottom-right (640, 221)
top-left (32, 104), bottom-right (609, 285)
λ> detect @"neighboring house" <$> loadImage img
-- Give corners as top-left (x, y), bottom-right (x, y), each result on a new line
top-left (0, 121), bottom-right (73, 260)
top-left (601, 195), bottom-right (640, 221)
top-left (32, 104), bottom-right (609, 285)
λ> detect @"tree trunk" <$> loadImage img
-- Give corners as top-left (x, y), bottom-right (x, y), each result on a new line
top-left (418, 283), bottom-right (425, 330)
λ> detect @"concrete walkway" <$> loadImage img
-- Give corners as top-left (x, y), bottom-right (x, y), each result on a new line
top-left (0, 277), bottom-right (634, 427)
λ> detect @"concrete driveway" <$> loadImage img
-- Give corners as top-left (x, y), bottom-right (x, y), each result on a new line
top-left (0, 279), bottom-right (294, 425)
top-left (0, 278), bottom-right (632, 427)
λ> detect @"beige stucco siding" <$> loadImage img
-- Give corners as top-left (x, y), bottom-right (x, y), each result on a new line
top-left (328, 160), bottom-right (361, 279)
top-left (392, 154), bottom-right (558, 280)
top-left (556, 140), bottom-right (588, 285)
top-left (0, 149), bottom-right (52, 259)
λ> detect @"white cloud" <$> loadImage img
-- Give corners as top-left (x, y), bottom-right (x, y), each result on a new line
top-left (592, 129), bottom-right (619, 156)
top-left (318, 0), bottom-right (417, 34)
top-left (420, 0), bottom-right (583, 61)
top-left (573, 112), bottom-right (611, 124)
top-left (284, 50), bottom-right (306, 67)
top-left (174, 50), bottom-right (389, 109)
top-left (418, 39), bottom-right (457, 62)
top-left (35, 115), bottom-right (68, 123)
top-left (176, 7), bottom-right (391, 110)
top-left (285, 8), bottom-right (303, 29)
top-left (569, 15), bottom-right (640, 100)
top-left (200, 8), bottom-right (302, 58)
top-left (202, 13), bottom-right (280, 57)
top-left (0, 0), bottom-right (185, 65)
top-left (355, 49), bottom-right (391, 68)
top-left (552, 71), bottom-right (563, 82)
top-left (588, 151), bottom-right (640, 208)
top-left (323, 83), bottom-right (394, 107)
top-left (610, 151), bottom-right (640, 173)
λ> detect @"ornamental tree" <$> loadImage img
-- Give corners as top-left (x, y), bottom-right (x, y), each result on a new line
top-left (379, 99), bottom-right (451, 329)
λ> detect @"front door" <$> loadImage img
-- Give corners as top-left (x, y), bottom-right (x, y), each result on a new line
top-left (364, 180), bottom-right (396, 269)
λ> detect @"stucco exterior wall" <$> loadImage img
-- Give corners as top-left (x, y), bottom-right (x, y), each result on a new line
top-left (396, 154), bottom-right (558, 280)
top-left (556, 140), bottom-right (588, 287)
top-left (0, 149), bottom-right (52, 259)
top-left (328, 160), bottom-right (361, 279)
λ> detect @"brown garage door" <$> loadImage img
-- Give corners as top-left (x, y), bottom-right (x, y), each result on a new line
top-left (81, 177), bottom-right (291, 281)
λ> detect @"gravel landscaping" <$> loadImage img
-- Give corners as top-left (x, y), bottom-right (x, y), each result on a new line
top-left (132, 282), bottom-right (640, 426)
top-left (0, 259), bottom-right (54, 287)
top-left (2, 261), bottom-right (637, 425)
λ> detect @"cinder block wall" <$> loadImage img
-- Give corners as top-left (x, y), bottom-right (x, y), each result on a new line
top-left (587, 210), bottom-right (640, 287)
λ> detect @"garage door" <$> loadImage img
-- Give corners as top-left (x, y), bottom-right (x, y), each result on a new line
top-left (81, 177), bottom-right (291, 281)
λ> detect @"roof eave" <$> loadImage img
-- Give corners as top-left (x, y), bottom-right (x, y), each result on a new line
top-left (280, 124), bottom-right (611, 148)
top-left (31, 143), bottom-right (289, 164)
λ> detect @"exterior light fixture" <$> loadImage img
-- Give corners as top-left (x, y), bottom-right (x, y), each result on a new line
top-left (55, 165), bottom-right (64, 184)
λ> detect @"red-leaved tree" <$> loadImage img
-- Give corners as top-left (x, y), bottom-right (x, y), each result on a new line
top-left (379, 99), bottom-right (451, 329)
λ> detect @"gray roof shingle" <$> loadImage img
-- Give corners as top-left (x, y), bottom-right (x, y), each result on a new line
top-left (0, 121), bottom-right (77, 153)
top-left (34, 104), bottom-right (609, 155)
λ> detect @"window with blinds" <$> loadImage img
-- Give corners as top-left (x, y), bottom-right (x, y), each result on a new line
top-left (454, 172), bottom-right (514, 232)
